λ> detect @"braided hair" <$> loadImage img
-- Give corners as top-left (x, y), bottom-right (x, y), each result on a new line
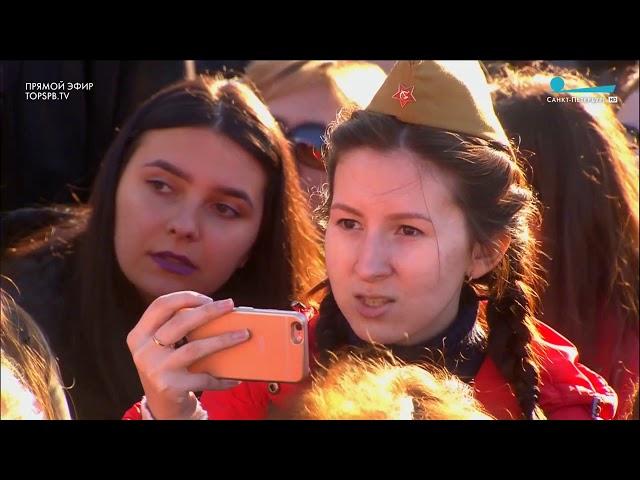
top-left (315, 110), bottom-right (545, 419)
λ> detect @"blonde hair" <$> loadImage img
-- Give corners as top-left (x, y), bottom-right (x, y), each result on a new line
top-left (1, 359), bottom-right (46, 419)
top-left (246, 60), bottom-right (386, 109)
top-left (277, 351), bottom-right (494, 420)
top-left (0, 288), bottom-right (68, 419)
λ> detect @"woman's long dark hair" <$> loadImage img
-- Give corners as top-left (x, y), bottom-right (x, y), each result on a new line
top-left (7, 75), bottom-right (324, 418)
top-left (313, 110), bottom-right (545, 419)
top-left (493, 65), bottom-right (639, 373)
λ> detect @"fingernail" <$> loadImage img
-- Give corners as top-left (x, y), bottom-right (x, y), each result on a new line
top-left (231, 329), bottom-right (249, 341)
top-left (219, 298), bottom-right (234, 309)
top-left (221, 380), bottom-right (242, 389)
top-left (197, 294), bottom-right (213, 303)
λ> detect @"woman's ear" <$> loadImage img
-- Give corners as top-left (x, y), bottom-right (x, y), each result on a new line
top-left (468, 232), bottom-right (511, 280)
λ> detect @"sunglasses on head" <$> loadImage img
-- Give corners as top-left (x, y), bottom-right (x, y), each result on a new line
top-left (277, 121), bottom-right (327, 170)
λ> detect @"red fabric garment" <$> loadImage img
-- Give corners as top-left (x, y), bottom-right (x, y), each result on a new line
top-left (474, 322), bottom-right (617, 419)
top-left (592, 311), bottom-right (638, 419)
top-left (123, 310), bottom-right (617, 420)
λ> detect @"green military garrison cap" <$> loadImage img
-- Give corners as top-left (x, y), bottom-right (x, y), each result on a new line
top-left (367, 61), bottom-right (509, 146)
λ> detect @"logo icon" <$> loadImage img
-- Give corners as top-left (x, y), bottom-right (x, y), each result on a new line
top-left (550, 76), bottom-right (615, 94)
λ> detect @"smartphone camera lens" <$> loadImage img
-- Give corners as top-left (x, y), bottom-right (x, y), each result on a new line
top-left (291, 322), bottom-right (304, 344)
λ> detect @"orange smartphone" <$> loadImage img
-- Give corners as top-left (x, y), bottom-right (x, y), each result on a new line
top-left (186, 307), bottom-right (309, 383)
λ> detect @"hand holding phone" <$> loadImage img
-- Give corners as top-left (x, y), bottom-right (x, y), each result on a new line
top-left (127, 293), bottom-right (249, 419)
top-left (187, 307), bottom-right (310, 383)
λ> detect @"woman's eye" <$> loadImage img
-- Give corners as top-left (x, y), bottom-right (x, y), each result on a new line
top-left (398, 225), bottom-right (423, 237)
top-left (147, 179), bottom-right (172, 194)
top-left (214, 203), bottom-right (240, 218)
top-left (337, 219), bottom-right (360, 230)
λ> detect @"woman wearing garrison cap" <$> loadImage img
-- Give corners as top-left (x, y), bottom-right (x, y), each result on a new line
top-left (125, 61), bottom-right (617, 420)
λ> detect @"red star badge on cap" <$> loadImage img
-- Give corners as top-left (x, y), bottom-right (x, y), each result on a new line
top-left (392, 83), bottom-right (416, 108)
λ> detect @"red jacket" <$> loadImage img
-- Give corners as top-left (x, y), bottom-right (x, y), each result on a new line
top-left (124, 312), bottom-right (618, 420)
top-left (475, 322), bottom-right (617, 419)
top-left (592, 311), bottom-right (638, 420)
